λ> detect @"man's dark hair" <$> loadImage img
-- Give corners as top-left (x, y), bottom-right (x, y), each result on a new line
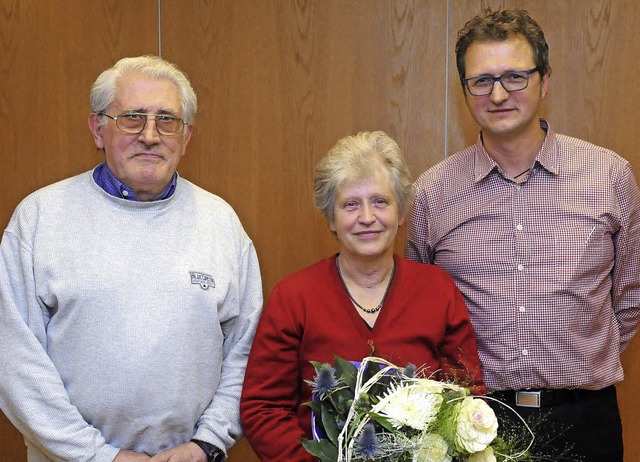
top-left (455, 8), bottom-right (550, 82)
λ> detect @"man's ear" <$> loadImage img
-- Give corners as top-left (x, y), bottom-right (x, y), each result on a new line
top-left (540, 69), bottom-right (551, 100)
top-left (88, 113), bottom-right (105, 150)
top-left (183, 123), bottom-right (194, 146)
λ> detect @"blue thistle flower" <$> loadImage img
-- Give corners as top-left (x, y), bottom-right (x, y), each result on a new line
top-left (308, 363), bottom-right (339, 399)
top-left (354, 423), bottom-right (380, 460)
top-left (404, 363), bottom-right (417, 378)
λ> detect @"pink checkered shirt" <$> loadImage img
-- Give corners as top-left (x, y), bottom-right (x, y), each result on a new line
top-left (406, 120), bottom-right (640, 391)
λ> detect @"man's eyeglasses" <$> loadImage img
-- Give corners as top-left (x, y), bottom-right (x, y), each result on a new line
top-left (98, 112), bottom-right (187, 136)
top-left (462, 67), bottom-right (539, 96)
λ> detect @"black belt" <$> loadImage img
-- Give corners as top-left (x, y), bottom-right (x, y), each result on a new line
top-left (489, 385), bottom-right (614, 408)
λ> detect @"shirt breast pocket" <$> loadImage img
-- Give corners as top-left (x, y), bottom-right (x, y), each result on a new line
top-left (554, 222), bottom-right (606, 287)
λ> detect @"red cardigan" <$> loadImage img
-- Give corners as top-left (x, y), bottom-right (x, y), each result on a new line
top-left (240, 255), bottom-right (484, 461)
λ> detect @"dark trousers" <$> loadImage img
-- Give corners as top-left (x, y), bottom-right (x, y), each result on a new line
top-left (488, 385), bottom-right (623, 462)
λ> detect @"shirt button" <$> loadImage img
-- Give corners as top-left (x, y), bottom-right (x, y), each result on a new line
top-left (517, 264), bottom-right (525, 271)
top-left (518, 306), bottom-right (526, 313)
top-left (516, 224), bottom-right (524, 231)
top-left (515, 184), bottom-right (522, 191)
top-left (522, 349), bottom-right (528, 356)
top-left (122, 190), bottom-right (129, 197)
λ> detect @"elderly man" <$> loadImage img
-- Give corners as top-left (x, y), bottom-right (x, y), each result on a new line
top-left (0, 56), bottom-right (263, 462)
top-left (406, 9), bottom-right (640, 462)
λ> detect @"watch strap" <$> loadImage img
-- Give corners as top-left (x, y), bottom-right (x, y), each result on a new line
top-left (190, 439), bottom-right (225, 462)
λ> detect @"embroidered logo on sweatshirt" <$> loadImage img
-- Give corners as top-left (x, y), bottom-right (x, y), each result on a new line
top-left (189, 271), bottom-right (215, 290)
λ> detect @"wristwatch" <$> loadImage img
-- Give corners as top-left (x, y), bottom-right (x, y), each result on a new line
top-left (191, 439), bottom-right (225, 462)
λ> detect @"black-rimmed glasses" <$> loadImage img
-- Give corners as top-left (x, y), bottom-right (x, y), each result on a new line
top-left (462, 67), bottom-right (539, 96)
top-left (98, 112), bottom-right (187, 136)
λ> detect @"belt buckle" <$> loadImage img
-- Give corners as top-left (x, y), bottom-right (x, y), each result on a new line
top-left (515, 391), bottom-right (541, 408)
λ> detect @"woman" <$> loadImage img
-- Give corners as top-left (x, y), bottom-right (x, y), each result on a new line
top-left (240, 131), bottom-right (483, 461)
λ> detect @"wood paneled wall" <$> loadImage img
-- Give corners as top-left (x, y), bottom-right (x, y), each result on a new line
top-left (0, 1), bottom-right (638, 461)
top-left (161, 0), bottom-right (449, 293)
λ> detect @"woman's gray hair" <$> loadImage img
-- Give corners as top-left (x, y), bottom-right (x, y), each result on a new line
top-left (90, 55), bottom-right (197, 124)
top-left (314, 131), bottom-right (414, 223)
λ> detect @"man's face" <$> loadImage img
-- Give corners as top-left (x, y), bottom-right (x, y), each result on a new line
top-left (88, 72), bottom-right (193, 201)
top-left (463, 36), bottom-right (550, 141)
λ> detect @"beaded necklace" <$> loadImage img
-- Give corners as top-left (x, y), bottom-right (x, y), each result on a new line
top-left (336, 256), bottom-right (396, 314)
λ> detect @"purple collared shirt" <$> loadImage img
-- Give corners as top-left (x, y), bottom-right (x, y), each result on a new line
top-left (93, 162), bottom-right (177, 201)
top-left (406, 119), bottom-right (640, 391)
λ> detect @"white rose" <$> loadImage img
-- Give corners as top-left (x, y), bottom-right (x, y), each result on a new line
top-left (413, 433), bottom-right (452, 462)
top-left (454, 397), bottom-right (498, 453)
top-left (468, 446), bottom-right (497, 462)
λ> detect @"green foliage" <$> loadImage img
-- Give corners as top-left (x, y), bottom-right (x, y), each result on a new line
top-left (367, 412), bottom-right (396, 433)
top-left (301, 438), bottom-right (338, 462)
top-left (333, 356), bottom-right (358, 391)
top-left (321, 399), bottom-right (340, 445)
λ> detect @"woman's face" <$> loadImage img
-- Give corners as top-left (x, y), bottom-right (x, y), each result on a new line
top-left (329, 170), bottom-right (403, 262)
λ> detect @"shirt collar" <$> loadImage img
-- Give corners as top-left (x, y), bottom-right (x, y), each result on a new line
top-left (92, 162), bottom-right (178, 201)
top-left (535, 119), bottom-right (559, 175)
top-left (473, 118), bottom-right (559, 182)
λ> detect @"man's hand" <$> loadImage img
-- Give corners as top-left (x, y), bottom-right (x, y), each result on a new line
top-left (114, 450), bottom-right (151, 461)
top-left (148, 442), bottom-right (207, 462)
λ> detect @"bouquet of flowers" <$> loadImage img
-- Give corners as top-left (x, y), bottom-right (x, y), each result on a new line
top-left (302, 356), bottom-right (535, 462)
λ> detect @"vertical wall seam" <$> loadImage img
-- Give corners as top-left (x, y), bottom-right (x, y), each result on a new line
top-left (444, 0), bottom-right (450, 158)
top-left (158, 0), bottom-right (163, 57)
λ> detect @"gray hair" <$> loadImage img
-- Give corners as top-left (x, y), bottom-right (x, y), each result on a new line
top-left (314, 131), bottom-right (414, 223)
top-left (90, 55), bottom-right (197, 124)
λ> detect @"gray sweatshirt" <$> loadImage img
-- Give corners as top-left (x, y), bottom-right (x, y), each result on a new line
top-left (0, 169), bottom-right (263, 461)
